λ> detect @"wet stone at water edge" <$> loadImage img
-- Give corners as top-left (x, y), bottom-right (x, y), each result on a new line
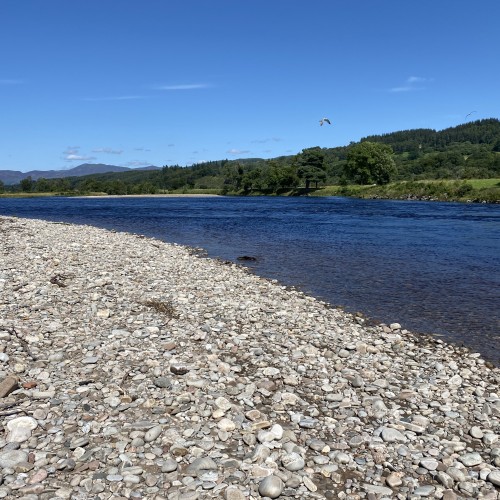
top-left (0, 215), bottom-right (499, 499)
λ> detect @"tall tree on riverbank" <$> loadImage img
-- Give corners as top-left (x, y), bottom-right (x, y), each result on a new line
top-left (296, 147), bottom-right (327, 189)
top-left (345, 142), bottom-right (396, 185)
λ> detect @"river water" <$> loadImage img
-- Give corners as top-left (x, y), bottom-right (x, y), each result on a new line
top-left (1, 195), bottom-right (499, 364)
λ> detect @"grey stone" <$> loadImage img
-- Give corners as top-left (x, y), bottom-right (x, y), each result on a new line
top-left (381, 427), bottom-right (407, 443)
top-left (281, 452), bottom-right (305, 472)
top-left (459, 452), bottom-right (483, 467)
top-left (185, 457), bottom-right (218, 476)
top-left (0, 450), bottom-right (29, 468)
top-left (258, 475), bottom-right (284, 499)
top-left (487, 470), bottom-right (500, 486)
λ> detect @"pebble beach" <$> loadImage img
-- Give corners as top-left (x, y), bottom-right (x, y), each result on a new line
top-left (0, 215), bottom-right (499, 499)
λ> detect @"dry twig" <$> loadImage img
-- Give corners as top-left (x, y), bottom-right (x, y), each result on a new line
top-left (7, 327), bottom-right (38, 361)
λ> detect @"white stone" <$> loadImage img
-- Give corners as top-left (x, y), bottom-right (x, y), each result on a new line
top-left (6, 416), bottom-right (38, 443)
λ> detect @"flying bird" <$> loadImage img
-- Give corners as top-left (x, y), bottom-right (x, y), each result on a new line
top-left (319, 118), bottom-right (331, 126)
top-left (465, 111), bottom-right (477, 119)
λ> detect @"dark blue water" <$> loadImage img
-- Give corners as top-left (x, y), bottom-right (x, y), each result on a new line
top-left (1, 196), bottom-right (499, 364)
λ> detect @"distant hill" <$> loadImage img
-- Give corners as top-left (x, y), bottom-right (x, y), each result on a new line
top-left (0, 163), bottom-right (160, 185)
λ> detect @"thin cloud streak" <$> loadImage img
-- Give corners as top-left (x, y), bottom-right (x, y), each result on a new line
top-left (407, 76), bottom-right (427, 83)
top-left (153, 83), bottom-right (210, 90)
top-left (64, 154), bottom-right (96, 162)
top-left (227, 148), bottom-right (250, 155)
top-left (92, 148), bottom-right (123, 154)
top-left (389, 75), bottom-right (433, 93)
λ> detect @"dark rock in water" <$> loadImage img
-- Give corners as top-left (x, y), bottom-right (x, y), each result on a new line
top-left (237, 255), bottom-right (257, 261)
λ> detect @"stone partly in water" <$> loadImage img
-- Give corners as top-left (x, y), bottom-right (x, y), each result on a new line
top-left (0, 216), bottom-right (498, 499)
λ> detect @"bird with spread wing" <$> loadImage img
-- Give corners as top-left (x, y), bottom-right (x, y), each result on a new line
top-left (319, 118), bottom-right (331, 126)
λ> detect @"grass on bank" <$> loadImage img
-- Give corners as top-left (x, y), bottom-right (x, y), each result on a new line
top-left (313, 178), bottom-right (500, 203)
top-left (1, 180), bottom-right (499, 203)
top-left (0, 192), bottom-right (67, 198)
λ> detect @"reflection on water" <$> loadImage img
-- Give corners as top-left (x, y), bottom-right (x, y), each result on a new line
top-left (1, 195), bottom-right (499, 364)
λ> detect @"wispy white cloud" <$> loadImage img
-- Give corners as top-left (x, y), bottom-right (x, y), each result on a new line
top-left (389, 75), bottom-right (433, 93)
top-left (407, 76), bottom-right (428, 83)
top-left (153, 83), bottom-right (210, 90)
top-left (65, 154), bottom-right (96, 162)
top-left (92, 147), bottom-right (123, 154)
top-left (227, 148), bottom-right (250, 155)
top-left (134, 147), bottom-right (151, 152)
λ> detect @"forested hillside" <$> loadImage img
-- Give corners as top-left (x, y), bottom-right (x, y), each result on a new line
top-left (2, 119), bottom-right (499, 196)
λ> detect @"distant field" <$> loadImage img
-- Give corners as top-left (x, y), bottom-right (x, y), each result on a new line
top-left (466, 178), bottom-right (500, 189)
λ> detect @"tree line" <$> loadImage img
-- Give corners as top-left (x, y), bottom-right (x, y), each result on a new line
top-left (2, 119), bottom-right (499, 195)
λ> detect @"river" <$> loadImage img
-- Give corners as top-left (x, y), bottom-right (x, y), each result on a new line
top-left (1, 195), bottom-right (499, 364)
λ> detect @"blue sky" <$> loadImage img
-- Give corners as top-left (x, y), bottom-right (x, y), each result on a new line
top-left (1, 0), bottom-right (499, 172)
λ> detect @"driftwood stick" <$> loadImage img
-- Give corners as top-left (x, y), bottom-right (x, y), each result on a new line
top-left (7, 327), bottom-right (38, 361)
top-left (0, 409), bottom-right (26, 417)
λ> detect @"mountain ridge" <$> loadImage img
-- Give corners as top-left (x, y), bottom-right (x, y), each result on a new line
top-left (0, 163), bottom-right (159, 185)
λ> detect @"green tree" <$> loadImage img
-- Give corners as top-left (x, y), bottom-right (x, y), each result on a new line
top-left (221, 162), bottom-right (244, 192)
top-left (52, 178), bottom-right (71, 192)
top-left (0, 180), bottom-right (4, 193)
top-left (20, 176), bottom-right (34, 192)
top-left (34, 177), bottom-right (50, 192)
top-left (296, 147), bottom-right (326, 189)
top-left (345, 142), bottom-right (396, 185)
top-left (266, 161), bottom-right (300, 192)
top-left (241, 168), bottom-right (264, 192)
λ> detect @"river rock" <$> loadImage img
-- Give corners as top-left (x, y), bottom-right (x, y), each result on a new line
top-left (0, 449), bottom-right (29, 468)
top-left (381, 427), bottom-right (407, 443)
top-left (459, 452), bottom-right (483, 467)
top-left (258, 475), bottom-right (284, 498)
top-left (282, 452), bottom-right (305, 471)
top-left (6, 416), bottom-right (38, 443)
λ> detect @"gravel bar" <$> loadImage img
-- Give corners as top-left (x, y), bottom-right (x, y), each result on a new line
top-left (0, 216), bottom-right (499, 499)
